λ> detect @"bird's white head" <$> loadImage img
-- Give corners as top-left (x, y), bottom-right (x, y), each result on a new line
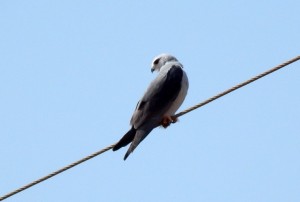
top-left (151, 53), bottom-right (178, 73)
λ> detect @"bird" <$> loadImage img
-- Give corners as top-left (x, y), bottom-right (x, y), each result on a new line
top-left (112, 54), bottom-right (189, 160)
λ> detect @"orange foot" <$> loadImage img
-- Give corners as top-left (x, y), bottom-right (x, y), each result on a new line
top-left (161, 115), bottom-right (178, 128)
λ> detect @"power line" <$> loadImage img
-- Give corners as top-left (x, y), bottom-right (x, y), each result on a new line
top-left (174, 55), bottom-right (300, 118)
top-left (1, 55), bottom-right (299, 201)
top-left (0, 144), bottom-right (116, 201)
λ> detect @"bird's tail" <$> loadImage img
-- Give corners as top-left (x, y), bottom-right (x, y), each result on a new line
top-left (124, 128), bottom-right (152, 160)
top-left (113, 127), bottom-right (136, 151)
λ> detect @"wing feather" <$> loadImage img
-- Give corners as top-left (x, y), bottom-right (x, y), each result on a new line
top-left (131, 64), bottom-right (183, 128)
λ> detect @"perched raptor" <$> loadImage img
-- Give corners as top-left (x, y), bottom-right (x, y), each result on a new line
top-left (113, 54), bottom-right (189, 160)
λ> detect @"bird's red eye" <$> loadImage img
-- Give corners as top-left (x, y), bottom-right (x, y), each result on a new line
top-left (153, 58), bottom-right (160, 65)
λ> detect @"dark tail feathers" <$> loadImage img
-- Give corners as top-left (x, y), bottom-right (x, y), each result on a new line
top-left (113, 127), bottom-right (136, 151)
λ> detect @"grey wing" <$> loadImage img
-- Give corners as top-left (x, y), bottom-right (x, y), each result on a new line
top-left (131, 65), bottom-right (183, 129)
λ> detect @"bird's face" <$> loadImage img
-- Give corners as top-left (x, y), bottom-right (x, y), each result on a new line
top-left (151, 54), bottom-right (178, 73)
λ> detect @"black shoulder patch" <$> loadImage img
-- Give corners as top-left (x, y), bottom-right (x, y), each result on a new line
top-left (161, 65), bottom-right (183, 101)
top-left (149, 65), bottom-right (183, 112)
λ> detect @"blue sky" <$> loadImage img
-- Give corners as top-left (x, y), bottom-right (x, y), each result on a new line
top-left (1, 1), bottom-right (300, 201)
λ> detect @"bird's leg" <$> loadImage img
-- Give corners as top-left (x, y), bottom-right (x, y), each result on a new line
top-left (161, 115), bottom-right (178, 128)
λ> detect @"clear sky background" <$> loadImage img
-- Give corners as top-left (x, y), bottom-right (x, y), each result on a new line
top-left (1, 1), bottom-right (300, 201)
